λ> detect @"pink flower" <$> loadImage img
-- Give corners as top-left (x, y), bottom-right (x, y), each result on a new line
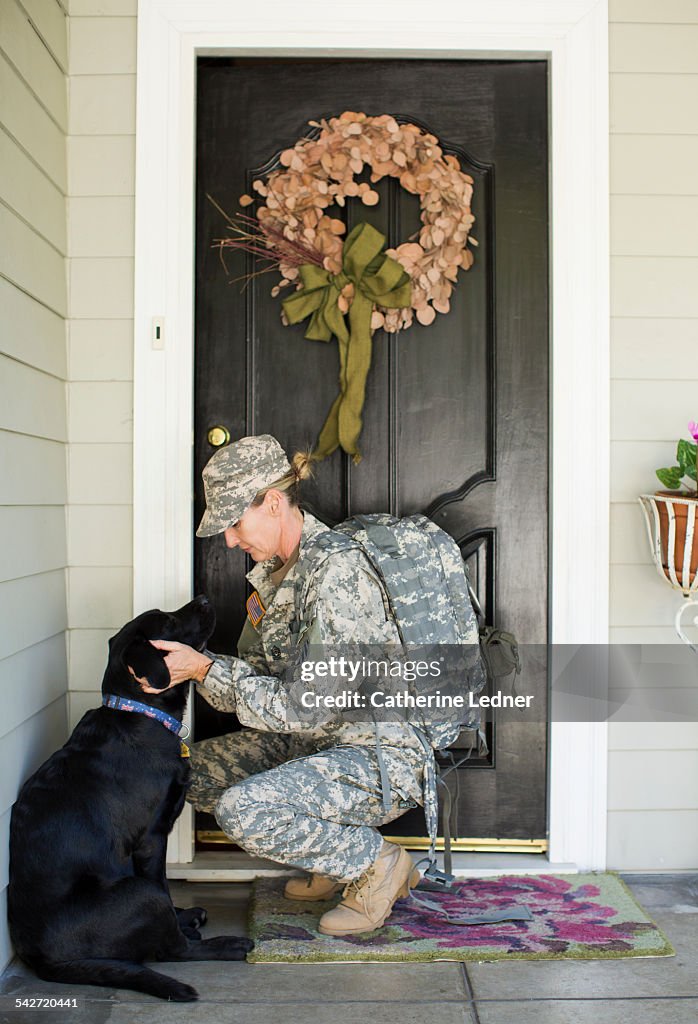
top-left (689, 421), bottom-right (698, 442)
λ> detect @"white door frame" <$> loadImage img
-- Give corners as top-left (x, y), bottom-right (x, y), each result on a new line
top-left (134, 0), bottom-right (609, 870)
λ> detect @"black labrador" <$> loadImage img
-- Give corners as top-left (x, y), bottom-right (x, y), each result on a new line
top-left (8, 596), bottom-right (252, 1002)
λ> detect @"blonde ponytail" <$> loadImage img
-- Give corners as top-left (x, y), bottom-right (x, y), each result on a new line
top-left (251, 447), bottom-right (316, 508)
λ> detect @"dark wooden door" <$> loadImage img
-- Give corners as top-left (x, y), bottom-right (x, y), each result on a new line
top-left (194, 58), bottom-right (549, 843)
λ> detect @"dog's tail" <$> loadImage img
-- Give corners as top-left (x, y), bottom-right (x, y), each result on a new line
top-left (36, 959), bottom-right (198, 1002)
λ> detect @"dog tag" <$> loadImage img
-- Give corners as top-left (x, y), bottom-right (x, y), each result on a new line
top-left (180, 742), bottom-right (191, 758)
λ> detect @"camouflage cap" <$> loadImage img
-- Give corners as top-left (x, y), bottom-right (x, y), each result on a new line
top-left (196, 434), bottom-right (291, 538)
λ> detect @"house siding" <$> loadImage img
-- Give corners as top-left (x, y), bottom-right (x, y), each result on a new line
top-left (0, 0), bottom-right (69, 972)
top-left (609, 0), bottom-right (698, 869)
top-left (66, 3), bottom-right (135, 736)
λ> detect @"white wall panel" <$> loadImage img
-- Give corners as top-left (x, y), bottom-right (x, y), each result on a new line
top-left (0, 890), bottom-right (9, 970)
top-left (0, 206), bottom-right (66, 315)
top-left (0, 635), bottom-right (68, 740)
top-left (68, 381), bottom-right (133, 443)
top-left (0, 572), bottom-right (67, 661)
top-left (68, 628), bottom-right (113, 690)
top-left (69, 319), bottom-right (133, 380)
top-left (610, 440), bottom-right (676, 502)
top-left (69, 0), bottom-right (137, 11)
top-left (609, 751), bottom-right (698, 810)
top-left (610, 564), bottom-right (681, 628)
top-left (68, 197), bottom-right (134, 258)
top-left (0, 53), bottom-right (67, 191)
top-left (611, 196), bottom-right (698, 257)
top-left (611, 75), bottom-right (698, 135)
top-left (68, 504), bottom-right (131, 565)
top-left (610, 626), bottom-right (686, 644)
top-left (67, 566), bottom-right (132, 628)
top-left (69, 74), bottom-right (135, 134)
top-left (611, 380), bottom-right (698, 441)
top-left (69, 0), bottom-right (136, 11)
top-left (611, 319), bottom-right (698, 380)
top-left (607, 810), bottom-right (698, 870)
top-left (69, 16), bottom-right (136, 74)
top-left (611, 136), bottom-right (698, 196)
top-left (0, 129), bottom-right (66, 253)
top-left (0, 432), bottom-right (66, 505)
top-left (0, 0), bottom-right (67, 974)
top-left (0, 810), bottom-right (10, 891)
top-left (19, 0), bottom-right (68, 70)
top-left (0, 278), bottom-right (66, 378)
top-left (611, 257), bottom-right (698, 318)
top-left (610, 24), bottom-right (698, 73)
top-left (0, 0), bottom-right (67, 129)
top-left (69, 258), bottom-right (134, 318)
top-left (69, 688), bottom-right (101, 728)
top-left (67, 134), bottom-right (134, 196)
top-left (610, 0), bottom-right (698, 24)
top-left (0, 699), bottom-right (68, 817)
top-left (609, 722), bottom-right (698, 750)
top-left (0, 355), bottom-right (66, 442)
top-left (610, 503), bottom-right (651, 566)
top-left (68, 443), bottom-right (132, 503)
top-left (0, 508), bottom-right (66, 582)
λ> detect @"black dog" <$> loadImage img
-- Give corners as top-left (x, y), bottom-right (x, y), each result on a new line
top-left (9, 596), bottom-right (252, 1002)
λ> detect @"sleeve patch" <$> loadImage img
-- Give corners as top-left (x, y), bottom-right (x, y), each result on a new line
top-left (246, 589), bottom-right (266, 627)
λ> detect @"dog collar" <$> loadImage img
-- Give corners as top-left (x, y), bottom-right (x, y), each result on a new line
top-left (102, 694), bottom-right (190, 741)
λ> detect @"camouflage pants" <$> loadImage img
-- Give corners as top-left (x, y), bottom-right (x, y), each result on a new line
top-left (187, 729), bottom-right (423, 880)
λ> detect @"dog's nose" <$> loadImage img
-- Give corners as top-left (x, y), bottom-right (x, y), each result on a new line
top-left (192, 594), bottom-right (210, 607)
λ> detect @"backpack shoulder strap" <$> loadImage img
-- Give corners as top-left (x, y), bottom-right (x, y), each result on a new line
top-left (290, 528), bottom-right (358, 642)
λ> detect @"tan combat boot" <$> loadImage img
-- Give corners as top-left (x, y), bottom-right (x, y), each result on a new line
top-left (284, 873), bottom-right (343, 901)
top-left (317, 841), bottom-right (420, 936)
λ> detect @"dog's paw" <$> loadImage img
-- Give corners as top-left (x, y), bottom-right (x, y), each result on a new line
top-left (199, 935), bottom-right (254, 960)
top-left (176, 906), bottom-right (208, 930)
top-left (168, 981), bottom-right (199, 1002)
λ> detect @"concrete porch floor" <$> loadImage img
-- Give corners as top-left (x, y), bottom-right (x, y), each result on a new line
top-left (1, 874), bottom-right (696, 1024)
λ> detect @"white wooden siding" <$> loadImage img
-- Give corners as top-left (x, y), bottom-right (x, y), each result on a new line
top-left (0, 0), bottom-right (68, 971)
top-left (65, 11), bottom-right (136, 745)
top-left (0, 278), bottom-right (66, 378)
top-left (0, 53), bottom-right (66, 192)
top-left (609, 0), bottom-right (698, 868)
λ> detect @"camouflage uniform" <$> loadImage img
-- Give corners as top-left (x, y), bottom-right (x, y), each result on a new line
top-left (189, 510), bottom-right (427, 880)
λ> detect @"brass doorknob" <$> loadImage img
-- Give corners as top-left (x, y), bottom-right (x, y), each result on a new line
top-left (207, 425), bottom-right (230, 447)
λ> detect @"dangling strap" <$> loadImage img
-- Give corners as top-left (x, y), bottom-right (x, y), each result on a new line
top-left (438, 774), bottom-right (454, 877)
top-left (409, 890), bottom-right (534, 926)
top-left (373, 723), bottom-right (393, 816)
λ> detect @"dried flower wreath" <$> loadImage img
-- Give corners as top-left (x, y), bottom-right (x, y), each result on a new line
top-left (214, 111), bottom-right (477, 462)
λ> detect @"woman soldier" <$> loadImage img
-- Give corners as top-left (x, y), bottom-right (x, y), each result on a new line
top-left (146, 434), bottom-right (426, 936)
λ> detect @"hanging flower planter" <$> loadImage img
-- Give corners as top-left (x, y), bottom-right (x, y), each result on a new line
top-left (638, 419), bottom-right (698, 598)
top-left (639, 492), bottom-right (698, 596)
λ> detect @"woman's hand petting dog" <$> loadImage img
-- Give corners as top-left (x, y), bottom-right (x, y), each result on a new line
top-left (142, 640), bottom-right (213, 691)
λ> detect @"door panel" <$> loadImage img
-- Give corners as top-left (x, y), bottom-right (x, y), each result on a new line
top-left (194, 57), bottom-right (549, 841)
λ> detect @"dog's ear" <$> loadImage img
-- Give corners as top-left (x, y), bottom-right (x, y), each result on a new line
top-left (121, 636), bottom-right (171, 691)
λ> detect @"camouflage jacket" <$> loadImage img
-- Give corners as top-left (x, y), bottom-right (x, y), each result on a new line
top-left (197, 511), bottom-right (428, 768)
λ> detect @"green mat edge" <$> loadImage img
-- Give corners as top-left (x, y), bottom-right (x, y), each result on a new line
top-left (246, 871), bottom-right (676, 963)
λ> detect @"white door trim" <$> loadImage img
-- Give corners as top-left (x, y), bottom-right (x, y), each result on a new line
top-left (133, 0), bottom-right (609, 870)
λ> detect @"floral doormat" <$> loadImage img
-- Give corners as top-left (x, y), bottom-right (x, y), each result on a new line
top-left (247, 873), bottom-right (674, 963)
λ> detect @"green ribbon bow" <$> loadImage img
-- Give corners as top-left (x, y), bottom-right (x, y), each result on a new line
top-left (282, 221), bottom-right (411, 463)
